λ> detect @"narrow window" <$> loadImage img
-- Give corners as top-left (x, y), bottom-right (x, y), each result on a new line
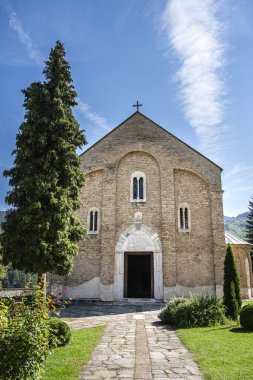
top-left (94, 211), bottom-right (98, 231)
top-left (180, 208), bottom-right (184, 230)
top-left (87, 208), bottom-right (100, 234)
top-left (133, 177), bottom-right (138, 200)
top-left (130, 171), bottom-right (146, 202)
top-left (139, 177), bottom-right (144, 200)
top-left (90, 211), bottom-right (94, 232)
top-left (178, 204), bottom-right (191, 232)
top-left (184, 208), bottom-right (188, 229)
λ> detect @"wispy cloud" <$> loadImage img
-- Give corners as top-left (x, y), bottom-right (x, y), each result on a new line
top-left (4, 5), bottom-right (109, 134)
top-left (8, 11), bottom-right (43, 65)
top-left (77, 99), bottom-right (111, 132)
top-left (161, 0), bottom-right (227, 155)
top-left (223, 164), bottom-right (253, 181)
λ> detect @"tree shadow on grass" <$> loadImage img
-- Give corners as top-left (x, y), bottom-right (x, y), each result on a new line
top-left (200, 325), bottom-right (233, 332)
top-left (230, 327), bottom-right (253, 333)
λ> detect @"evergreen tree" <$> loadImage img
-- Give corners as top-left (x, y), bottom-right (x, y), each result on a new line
top-left (245, 195), bottom-right (253, 269)
top-left (1, 41), bottom-right (86, 278)
top-left (223, 244), bottom-right (241, 319)
top-left (0, 252), bottom-right (7, 289)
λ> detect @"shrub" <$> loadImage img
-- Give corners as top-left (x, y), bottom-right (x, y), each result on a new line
top-left (0, 287), bottom-right (54, 380)
top-left (239, 304), bottom-right (253, 330)
top-left (0, 294), bottom-right (34, 307)
top-left (158, 297), bottom-right (187, 324)
top-left (158, 295), bottom-right (226, 328)
top-left (48, 318), bottom-right (71, 347)
top-left (0, 290), bottom-right (49, 380)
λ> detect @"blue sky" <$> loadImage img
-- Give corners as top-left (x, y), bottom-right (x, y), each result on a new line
top-left (0, 0), bottom-right (253, 216)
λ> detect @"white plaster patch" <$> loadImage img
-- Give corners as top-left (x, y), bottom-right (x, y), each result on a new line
top-left (100, 283), bottom-right (114, 301)
top-left (113, 274), bottom-right (123, 301)
top-left (164, 284), bottom-right (215, 301)
top-left (215, 285), bottom-right (223, 299)
top-left (63, 277), bottom-right (100, 299)
top-left (241, 287), bottom-right (252, 299)
top-left (51, 278), bottom-right (116, 301)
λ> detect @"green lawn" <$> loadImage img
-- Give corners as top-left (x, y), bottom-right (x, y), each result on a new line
top-left (242, 300), bottom-right (253, 305)
top-left (44, 326), bottom-right (105, 380)
top-left (177, 323), bottom-right (253, 380)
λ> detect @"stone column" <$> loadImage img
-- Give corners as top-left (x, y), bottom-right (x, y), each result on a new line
top-left (162, 171), bottom-right (177, 300)
top-left (100, 164), bottom-right (117, 301)
top-left (210, 189), bottom-right (226, 298)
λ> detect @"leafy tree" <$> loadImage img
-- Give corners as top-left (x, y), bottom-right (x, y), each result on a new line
top-left (223, 244), bottom-right (241, 319)
top-left (1, 41), bottom-right (86, 280)
top-left (245, 195), bottom-right (253, 270)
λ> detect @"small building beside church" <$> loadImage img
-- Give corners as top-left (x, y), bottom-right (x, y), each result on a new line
top-left (225, 232), bottom-right (253, 298)
top-left (51, 111), bottom-right (229, 301)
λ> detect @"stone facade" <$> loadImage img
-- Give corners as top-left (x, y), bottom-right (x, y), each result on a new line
top-left (50, 112), bottom-right (227, 301)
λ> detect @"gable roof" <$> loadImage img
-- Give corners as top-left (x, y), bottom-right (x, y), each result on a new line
top-left (80, 111), bottom-right (222, 171)
top-left (225, 231), bottom-right (251, 246)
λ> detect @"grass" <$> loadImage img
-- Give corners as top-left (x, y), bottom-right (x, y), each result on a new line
top-left (44, 325), bottom-right (105, 380)
top-left (242, 300), bottom-right (253, 305)
top-left (177, 323), bottom-right (253, 380)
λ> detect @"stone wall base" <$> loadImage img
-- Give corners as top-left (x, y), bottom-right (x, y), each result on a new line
top-left (241, 287), bottom-right (252, 299)
top-left (50, 279), bottom-right (252, 301)
top-left (50, 278), bottom-right (220, 301)
top-left (50, 278), bottom-right (114, 301)
top-left (164, 285), bottom-right (216, 300)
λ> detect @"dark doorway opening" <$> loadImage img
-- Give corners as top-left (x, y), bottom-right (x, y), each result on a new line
top-left (124, 252), bottom-right (153, 298)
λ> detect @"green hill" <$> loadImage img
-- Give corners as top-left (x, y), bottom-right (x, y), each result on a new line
top-left (224, 212), bottom-right (248, 240)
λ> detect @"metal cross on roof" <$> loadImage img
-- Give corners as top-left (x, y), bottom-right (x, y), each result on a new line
top-left (133, 101), bottom-right (143, 112)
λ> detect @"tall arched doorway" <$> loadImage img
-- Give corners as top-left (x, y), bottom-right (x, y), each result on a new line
top-left (114, 219), bottom-right (163, 300)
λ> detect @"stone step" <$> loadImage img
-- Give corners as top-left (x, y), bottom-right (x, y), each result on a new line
top-left (71, 299), bottom-right (165, 305)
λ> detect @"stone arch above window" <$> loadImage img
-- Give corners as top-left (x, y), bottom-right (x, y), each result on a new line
top-left (178, 203), bottom-right (191, 232)
top-left (130, 171), bottom-right (146, 202)
top-left (87, 207), bottom-right (100, 234)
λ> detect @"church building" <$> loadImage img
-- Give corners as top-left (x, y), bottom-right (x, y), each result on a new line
top-left (51, 111), bottom-right (228, 301)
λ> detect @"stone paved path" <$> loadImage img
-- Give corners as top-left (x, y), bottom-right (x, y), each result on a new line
top-left (66, 309), bottom-right (204, 380)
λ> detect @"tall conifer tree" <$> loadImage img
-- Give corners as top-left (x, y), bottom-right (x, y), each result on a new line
top-left (223, 244), bottom-right (241, 319)
top-left (246, 195), bottom-right (253, 268)
top-left (1, 41), bottom-right (86, 277)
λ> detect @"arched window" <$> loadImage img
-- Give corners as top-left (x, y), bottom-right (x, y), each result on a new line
top-left (130, 171), bottom-right (146, 202)
top-left (87, 208), bottom-right (100, 234)
top-left (139, 177), bottom-right (144, 200)
top-left (178, 203), bottom-right (191, 232)
top-left (133, 177), bottom-right (138, 200)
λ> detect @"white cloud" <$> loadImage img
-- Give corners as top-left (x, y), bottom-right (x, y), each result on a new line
top-left (77, 99), bottom-right (111, 132)
top-left (161, 0), bottom-right (226, 155)
top-left (9, 11), bottom-right (43, 65)
top-left (223, 164), bottom-right (253, 180)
